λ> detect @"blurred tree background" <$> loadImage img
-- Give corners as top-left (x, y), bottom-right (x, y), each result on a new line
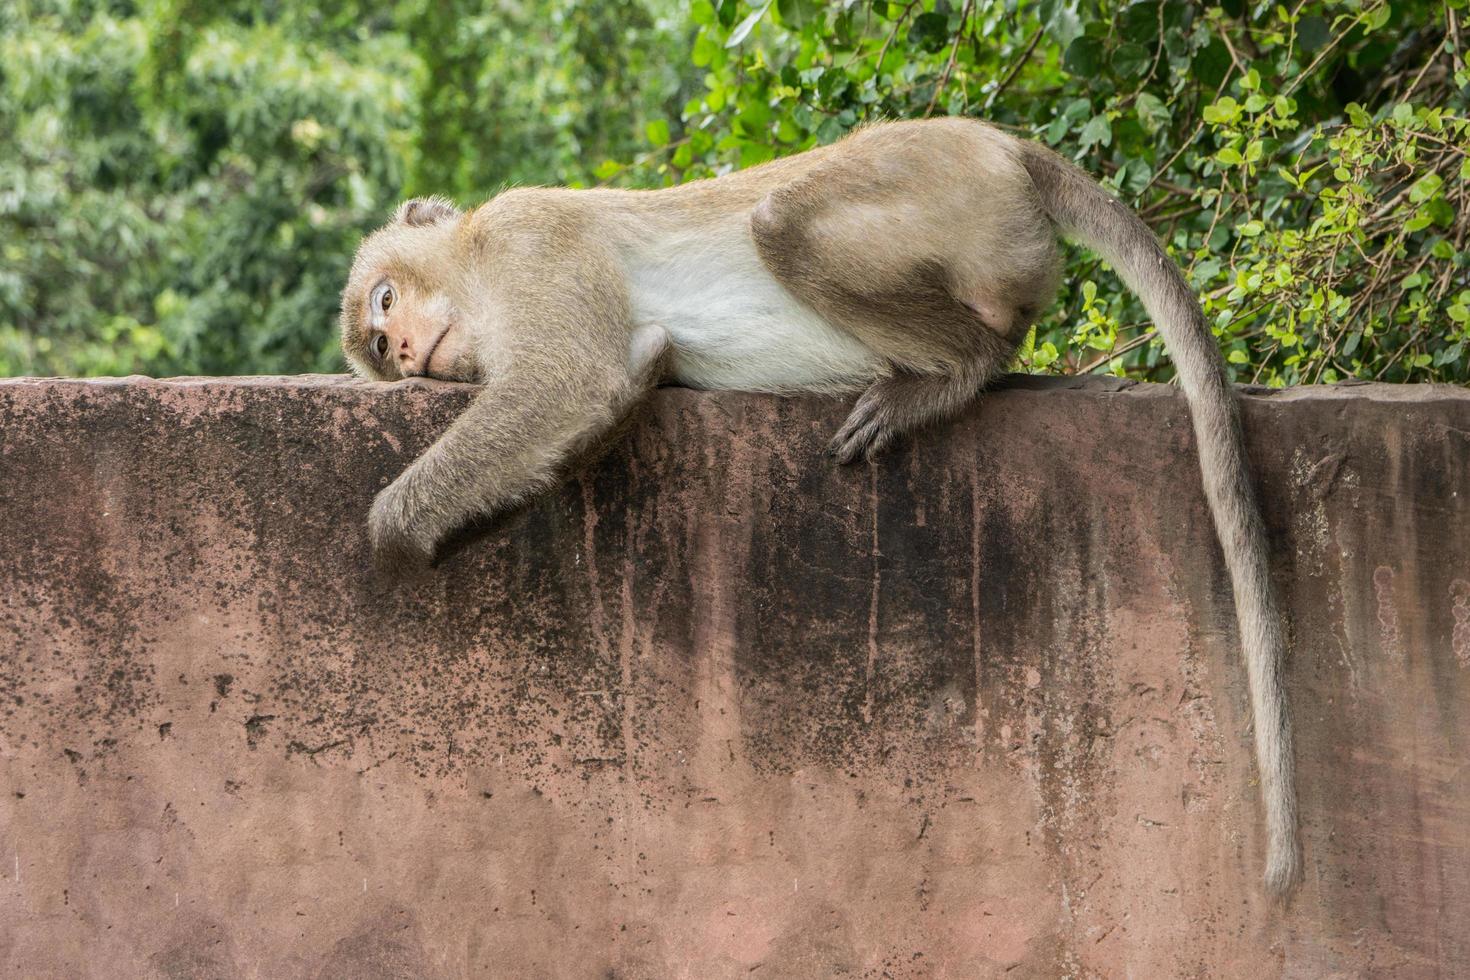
top-left (0, 0), bottom-right (689, 375)
top-left (2, 0), bottom-right (1467, 383)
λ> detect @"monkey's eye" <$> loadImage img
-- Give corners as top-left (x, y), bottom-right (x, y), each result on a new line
top-left (372, 334), bottom-right (388, 360)
top-left (370, 282), bottom-right (395, 318)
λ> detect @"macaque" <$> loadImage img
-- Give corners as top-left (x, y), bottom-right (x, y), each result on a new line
top-left (340, 117), bottom-right (1300, 894)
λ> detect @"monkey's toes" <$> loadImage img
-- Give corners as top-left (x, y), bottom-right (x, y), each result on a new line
top-left (828, 416), bottom-right (897, 464)
top-left (831, 389), bottom-right (905, 463)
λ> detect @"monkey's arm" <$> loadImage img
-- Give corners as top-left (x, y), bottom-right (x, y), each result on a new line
top-left (369, 364), bottom-right (610, 571)
top-left (369, 237), bottom-right (651, 571)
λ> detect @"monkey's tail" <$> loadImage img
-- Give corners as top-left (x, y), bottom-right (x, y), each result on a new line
top-left (1015, 139), bottom-right (1302, 896)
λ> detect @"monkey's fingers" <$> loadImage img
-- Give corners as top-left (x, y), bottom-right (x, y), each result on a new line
top-left (370, 531), bottom-right (435, 579)
top-left (367, 490), bottom-right (436, 579)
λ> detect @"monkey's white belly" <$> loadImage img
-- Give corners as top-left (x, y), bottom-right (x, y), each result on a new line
top-left (622, 230), bottom-right (882, 393)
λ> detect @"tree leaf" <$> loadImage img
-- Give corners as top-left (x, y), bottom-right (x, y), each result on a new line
top-left (1078, 113), bottom-right (1112, 149)
top-left (692, 33), bottom-right (720, 67)
top-left (1136, 92), bottom-right (1170, 134)
top-left (1064, 36), bottom-right (1104, 76)
top-left (908, 12), bottom-right (951, 52)
top-left (1039, 0), bottom-right (1084, 49)
top-left (1112, 42), bottom-right (1151, 79)
top-left (1408, 173), bottom-right (1442, 203)
top-left (725, 2), bottom-right (771, 47)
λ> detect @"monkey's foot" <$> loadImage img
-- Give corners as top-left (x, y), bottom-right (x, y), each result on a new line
top-left (828, 372), bottom-right (971, 464)
top-left (829, 394), bottom-right (900, 464)
top-left (827, 374), bottom-right (929, 464)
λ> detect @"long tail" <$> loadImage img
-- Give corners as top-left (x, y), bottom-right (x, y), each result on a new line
top-left (1015, 139), bottom-right (1302, 895)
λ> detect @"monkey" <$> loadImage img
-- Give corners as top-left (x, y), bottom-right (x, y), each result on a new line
top-left (339, 117), bottom-right (1301, 895)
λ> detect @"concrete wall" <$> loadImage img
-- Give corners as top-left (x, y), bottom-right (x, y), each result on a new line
top-left (1, 374), bottom-right (1467, 978)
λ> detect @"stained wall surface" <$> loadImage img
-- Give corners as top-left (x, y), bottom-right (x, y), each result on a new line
top-left (1, 374), bottom-right (1467, 979)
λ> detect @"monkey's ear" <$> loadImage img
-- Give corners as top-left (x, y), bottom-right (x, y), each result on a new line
top-left (393, 196), bottom-right (462, 228)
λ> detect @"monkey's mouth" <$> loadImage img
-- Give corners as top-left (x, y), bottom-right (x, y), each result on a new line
top-left (418, 323), bottom-right (452, 379)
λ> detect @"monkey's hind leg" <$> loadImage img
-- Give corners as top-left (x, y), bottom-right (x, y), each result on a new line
top-left (748, 137), bottom-right (1046, 465)
top-left (828, 354), bottom-right (1009, 464)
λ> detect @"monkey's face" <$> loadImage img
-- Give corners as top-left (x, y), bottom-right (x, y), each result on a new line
top-left (351, 278), bottom-right (475, 382)
top-left (340, 196), bottom-right (481, 384)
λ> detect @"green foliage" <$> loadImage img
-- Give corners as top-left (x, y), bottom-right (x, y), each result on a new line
top-left (0, 0), bottom-right (685, 377)
top-left (402, 0), bottom-right (690, 195)
top-left (620, 0), bottom-right (1470, 385)
top-left (4, 0), bottom-right (1468, 385)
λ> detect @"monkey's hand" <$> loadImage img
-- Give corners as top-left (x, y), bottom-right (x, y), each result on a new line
top-left (368, 476), bottom-right (438, 575)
